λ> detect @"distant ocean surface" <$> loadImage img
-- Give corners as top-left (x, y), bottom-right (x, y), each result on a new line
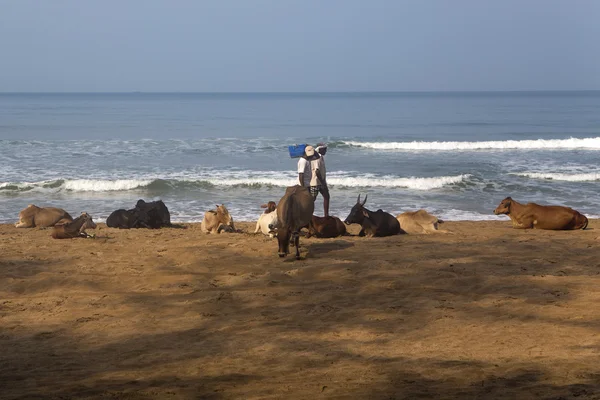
top-left (1, 92), bottom-right (600, 224)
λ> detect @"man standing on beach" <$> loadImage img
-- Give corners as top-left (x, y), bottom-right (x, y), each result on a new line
top-left (298, 144), bottom-right (330, 217)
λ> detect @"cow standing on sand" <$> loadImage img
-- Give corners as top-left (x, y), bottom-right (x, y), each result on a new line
top-left (15, 205), bottom-right (73, 228)
top-left (271, 185), bottom-right (314, 259)
top-left (493, 197), bottom-right (588, 230)
top-left (344, 194), bottom-right (401, 237)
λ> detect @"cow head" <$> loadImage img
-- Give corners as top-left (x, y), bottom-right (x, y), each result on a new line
top-left (216, 205), bottom-right (234, 228)
top-left (344, 194), bottom-right (368, 225)
top-left (494, 197), bottom-right (512, 215)
top-left (267, 219), bottom-right (291, 257)
top-left (261, 201), bottom-right (277, 214)
top-left (78, 212), bottom-right (97, 232)
top-left (275, 228), bottom-right (291, 257)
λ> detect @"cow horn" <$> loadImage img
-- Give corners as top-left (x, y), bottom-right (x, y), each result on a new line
top-left (361, 194), bottom-right (367, 206)
top-left (357, 194), bottom-right (361, 204)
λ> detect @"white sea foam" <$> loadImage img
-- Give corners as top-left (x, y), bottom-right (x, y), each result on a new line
top-left (197, 171), bottom-right (471, 190)
top-left (1, 173), bottom-right (469, 192)
top-left (63, 179), bottom-right (155, 192)
top-left (0, 179), bottom-right (154, 193)
top-left (512, 172), bottom-right (600, 182)
top-left (343, 137), bottom-right (600, 151)
top-left (328, 174), bottom-right (469, 190)
top-left (200, 173), bottom-right (469, 190)
top-left (441, 209), bottom-right (504, 221)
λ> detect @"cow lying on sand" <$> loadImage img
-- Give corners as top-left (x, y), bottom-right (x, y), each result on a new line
top-left (106, 199), bottom-right (171, 229)
top-left (15, 204), bottom-right (73, 228)
top-left (493, 197), bottom-right (588, 230)
top-left (271, 185), bottom-right (314, 259)
top-left (396, 209), bottom-right (450, 234)
top-left (51, 213), bottom-right (97, 239)
top-left (344, 194), bottom-right (401, 237)
top-left (254, 201), bottom-right (278, 238)
top-left (201, 204), bottom-right (236, 234)
top-left (307, 215), bottom-right (346, 238)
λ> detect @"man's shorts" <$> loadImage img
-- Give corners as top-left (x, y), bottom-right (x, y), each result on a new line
top-left (309, 185), bottom-right (328, 200)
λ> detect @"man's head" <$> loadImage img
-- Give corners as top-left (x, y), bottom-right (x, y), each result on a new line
top-left (316, 143), bottom-right (328, 155)
top-left (304, 145), bottom-right (315, 157)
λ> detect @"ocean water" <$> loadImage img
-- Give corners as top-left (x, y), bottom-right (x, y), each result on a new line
top-left (1, 92), bottom-right (600, 224)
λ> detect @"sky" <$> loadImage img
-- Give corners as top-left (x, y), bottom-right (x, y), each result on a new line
top-left (1, 0), bottom-right (599, 92)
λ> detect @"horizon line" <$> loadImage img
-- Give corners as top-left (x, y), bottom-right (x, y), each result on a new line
top-left (1, 89), bottom-right (600, 95)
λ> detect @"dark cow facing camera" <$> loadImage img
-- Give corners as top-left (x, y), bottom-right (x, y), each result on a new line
top-left (272, 185), bottom-right (314, 259)
top-left (344, 194), bottom-right (401, 237)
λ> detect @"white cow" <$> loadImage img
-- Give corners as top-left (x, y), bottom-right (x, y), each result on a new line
top-left (254, 201), bottom-right (278, 238)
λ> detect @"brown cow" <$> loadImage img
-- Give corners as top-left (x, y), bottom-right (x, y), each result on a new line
top-left (51, 213), bottom-right (97, 239)
top-left (493, 197), bottom-right (588, 230)
top-left (396, 209), bottom-right (450, 234)
top-left (272, 185), bottom-right (314, 259)
top-left (306, 215), bottom-right (347, 238)
top-left (201, 204), bottom-right (235, 234)
top-left (15, 204), bottom-right (73, 228)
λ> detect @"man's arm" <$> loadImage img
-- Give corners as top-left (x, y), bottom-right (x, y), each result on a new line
top-left (297, 158), bottom-right (308, 186)
top-left (315, 168), bottom-right (325, 185)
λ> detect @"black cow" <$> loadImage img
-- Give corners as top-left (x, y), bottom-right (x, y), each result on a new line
top-left (134, 199), bottom-right (171, 228)
top-left (106, 199), bottom-right (171, 229)
top-left (344, 194), bottom-right (401, 237)
top-left (106, 209), bottom-right (139, 229)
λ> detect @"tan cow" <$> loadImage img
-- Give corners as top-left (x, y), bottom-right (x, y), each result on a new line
top-left (493, 197), bottom-right (588, 230)
top-left (396, 209), bottom-right (449, 234)
top-left (201, 204), bottom-right (235, 234)
top-left (15, 204), bottom-right (73, 228)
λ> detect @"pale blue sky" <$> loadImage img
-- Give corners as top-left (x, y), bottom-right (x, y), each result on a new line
top-left (1, 0), bottom-right (598, 92)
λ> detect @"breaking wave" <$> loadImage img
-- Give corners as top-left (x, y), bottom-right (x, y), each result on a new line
top-left (512, 172), bottom-right (600, 182)
top-left (343, 137), bottom-right (600, 151)
top-left (0, 173), bottom-right (470, 193)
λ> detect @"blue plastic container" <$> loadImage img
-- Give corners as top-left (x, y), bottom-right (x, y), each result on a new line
top-left (288, 144), bottom-right (307, 158)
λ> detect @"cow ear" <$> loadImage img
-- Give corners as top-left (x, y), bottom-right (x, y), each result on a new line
top-left (362, 210), bottom-right (369, 217)
top-left (260, 204), bottom-right (268, 208)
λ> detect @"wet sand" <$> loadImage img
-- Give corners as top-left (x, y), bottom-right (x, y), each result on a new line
top-left (1, 220), bottom-right (599, 399)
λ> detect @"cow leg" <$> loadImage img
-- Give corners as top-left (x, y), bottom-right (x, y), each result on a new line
top-left (512, 217), bottom-right (534, 229)
top-left (293, 232), bottom-right (301, 260)
top-left (358, 228), bottom-right (365, 237)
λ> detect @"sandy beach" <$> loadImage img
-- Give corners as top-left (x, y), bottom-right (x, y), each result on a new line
top-left (1, 219), bottom-right (599, 399)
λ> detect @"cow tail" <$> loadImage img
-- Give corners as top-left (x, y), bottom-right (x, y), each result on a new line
top-left (287, 194), bottom-right (295, 233)
top-left (581, 215), bottom-right (589, 230)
